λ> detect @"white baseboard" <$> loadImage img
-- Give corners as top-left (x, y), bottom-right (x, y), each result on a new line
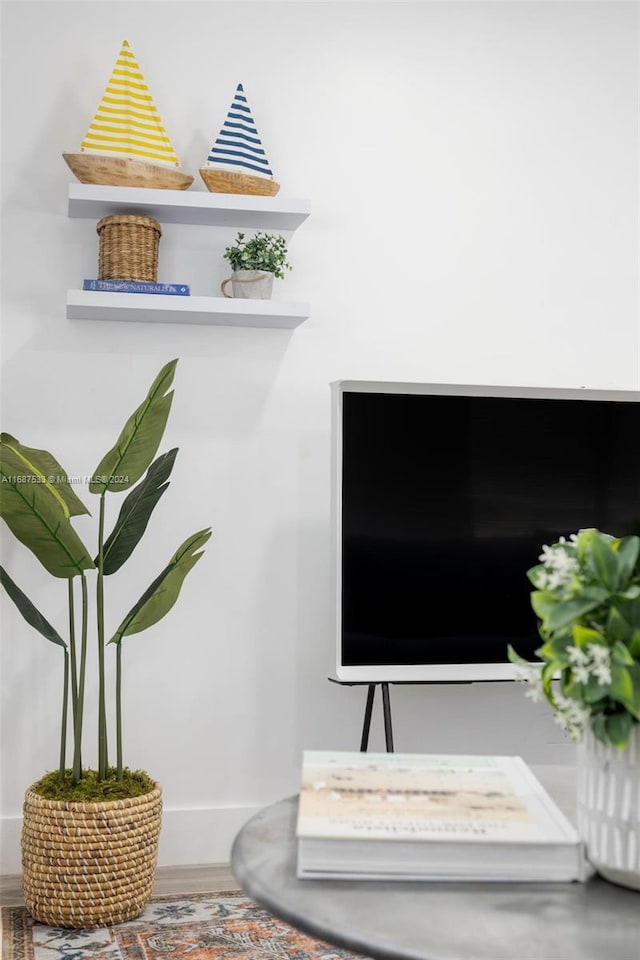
top-left (0, 803), bottom-right (263, 876)
top-left (157, 804), bottom-right (263, 867)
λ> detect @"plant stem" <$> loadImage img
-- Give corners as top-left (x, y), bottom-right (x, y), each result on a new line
top-left (59, 649), bottom-right (69, 782)
top-left (72, 574), bottom-right (88, 784)
top-left (67, 579), bottom-right (79, 743)
top-left (116, 642), bottom-right (123, 780)
top-left (97, 494), bottom-right (108, 778)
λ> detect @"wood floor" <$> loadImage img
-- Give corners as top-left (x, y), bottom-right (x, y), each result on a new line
top-left (0, 863), bottom-right (237, 907)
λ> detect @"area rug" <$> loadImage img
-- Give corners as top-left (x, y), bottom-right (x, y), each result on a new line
top-left (2, 889), bottom-right (365, 960)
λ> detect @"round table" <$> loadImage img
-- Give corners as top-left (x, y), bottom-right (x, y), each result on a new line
top-left (231, 767), bottom-right (640, 960)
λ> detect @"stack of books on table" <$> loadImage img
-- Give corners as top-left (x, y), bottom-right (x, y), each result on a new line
top-left (296, 751), bottom-right (589, 882)
top-left (83, 279), bottom-right (190, 295)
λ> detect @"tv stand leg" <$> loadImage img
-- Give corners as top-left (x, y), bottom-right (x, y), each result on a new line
top-left (360, 684), bottom-right (376, 751)
top-left (381, 683), bottom-right (394, 752)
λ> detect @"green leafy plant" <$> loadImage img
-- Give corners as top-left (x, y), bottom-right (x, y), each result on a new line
top-left (509, 529), bottom-right (640, 749)
top-left (0, 359), bottom-right (211, 796)
top-left (223, 231), bottom-right (291, 279)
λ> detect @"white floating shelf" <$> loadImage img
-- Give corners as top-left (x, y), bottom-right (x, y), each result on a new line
top-left (66, 290), bottom-right (310, 328)
top-left (67, 184), bottom-right (310, 230)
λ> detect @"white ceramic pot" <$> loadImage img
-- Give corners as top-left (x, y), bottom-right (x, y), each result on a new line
top-left (576, 723), bottom-right (640, 890)
top-left (221, 269), bottom-right (274, 300)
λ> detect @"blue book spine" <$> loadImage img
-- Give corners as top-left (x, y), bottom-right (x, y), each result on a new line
top-left (83, 279), bottom-right (190, 295)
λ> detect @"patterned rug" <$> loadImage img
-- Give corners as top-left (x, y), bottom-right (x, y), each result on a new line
top-left (2, 890), bottom-right (365, 960)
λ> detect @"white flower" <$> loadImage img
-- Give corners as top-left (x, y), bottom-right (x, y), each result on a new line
top-left (545, 570), bottom-right (566, 590)
top-left (542, 569), bottom-right (566, 591)
top-left (587, 643), bottom-right (610, 664)
top-left (539, 545), bottom-right (578, 572)
top-left (566, 642), bottom-right (612, 688)
top-left (524, 683), bottom-right (544, 704)
top-left (554, 554), bottom-right (579, 576)
top-left (515, 664), bottom-right (544, 702)
top-left (534, 569), bottom-right (550, 589)
top-left (587, 643), bottom-right (611, 687)
top-left (539, 544), bottom-right (555, 564)
top-left (572, 665), bottom-right (590, 684)
top-left (537, 542), bottom-right (580, 590)
top-left (553, 693), bottom-right (591, 741)
top-left (584, 644), bottom-right (612, 686)
top-left (592, 663), bottom-right (612, 686)
top-left (567, 645), bottom-right (588, 666)
top-left (514, 663), bottom-right (540, 683)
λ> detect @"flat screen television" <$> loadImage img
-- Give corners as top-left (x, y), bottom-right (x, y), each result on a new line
top-left (332, 381), bottom-right (640, 682)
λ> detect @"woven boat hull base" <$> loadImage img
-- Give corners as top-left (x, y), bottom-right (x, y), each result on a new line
top-left (199, 167), bottom-right (280, 196)
top-left (63, 153), bottom-right (194, 190)
top-left (21, 783), bottom-right (162, 928)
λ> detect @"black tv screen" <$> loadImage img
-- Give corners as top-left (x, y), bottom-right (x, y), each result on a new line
top-left (332, 382), bottom-right (640, 682)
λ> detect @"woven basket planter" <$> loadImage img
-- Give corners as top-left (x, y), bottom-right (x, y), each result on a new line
top-left (22, 783), bottom-right (162, 928)
top-left (97, 214), bottom-right (162, 282)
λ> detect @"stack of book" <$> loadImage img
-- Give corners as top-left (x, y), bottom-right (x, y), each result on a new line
top-left (296, 751), bottom-right (588, 882)
top-left (83, 279), bottom-right (190, 295)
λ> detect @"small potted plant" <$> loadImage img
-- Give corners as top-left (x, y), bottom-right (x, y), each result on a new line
top-left (0, 359), bottom-right (211, 927)
top-left (221, 230), bottom-right (291, 300)
top-left (509, 528), bottom-right (640, 890)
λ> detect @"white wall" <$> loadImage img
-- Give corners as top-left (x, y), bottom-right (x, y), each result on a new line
top-left (1, 1), bottom-right (638, 873)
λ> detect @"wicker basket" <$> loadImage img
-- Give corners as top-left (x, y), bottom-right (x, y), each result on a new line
top-left (97, 214), bottom-right (162, 282)
top-left (22, 784), bottom-right (162, 928)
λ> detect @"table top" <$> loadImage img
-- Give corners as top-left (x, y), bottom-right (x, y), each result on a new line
top-left (231, 765), bottom-right (640, 960)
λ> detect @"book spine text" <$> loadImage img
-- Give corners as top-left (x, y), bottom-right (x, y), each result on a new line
top-left (83, 279), bottom-right (190, 295)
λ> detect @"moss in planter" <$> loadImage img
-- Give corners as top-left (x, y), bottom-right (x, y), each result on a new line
top-left (31, 767), bottom-right (156, 801)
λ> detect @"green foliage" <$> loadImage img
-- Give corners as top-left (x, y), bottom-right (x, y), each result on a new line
top-left (0, 434), bottom-right (90, 518)
top-left (0, 360), bottom-right (210, 793)
top-left (110, 528), bottom-right (211, 645)
top-left (100, 448), bottom-right (178, 574)
top-left (223, 231), bottom-right (292, 279)
top-left (0, 435), bottom-right (95, 579)
top-left (90, 359), bottom-right (177, 495)
top-left (32, 767), bottom-right (155, 801)
top-left (0, 567), bottom-right (66, 648)
top-left (509, 529), bottom-right (640, 749)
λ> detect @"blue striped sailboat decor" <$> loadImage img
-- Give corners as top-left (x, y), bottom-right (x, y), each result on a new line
top-left (63, 40), bottom-right (193, 190)
top-left (200, 83), bottom-right (280, 196)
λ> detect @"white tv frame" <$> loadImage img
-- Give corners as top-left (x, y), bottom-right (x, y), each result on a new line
top-left (331, 380), bottom-right (640, 683)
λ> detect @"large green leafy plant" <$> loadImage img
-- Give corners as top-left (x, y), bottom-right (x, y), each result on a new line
top-left (509, 529), bottom-right (640, 748)
top-left (0, 359), bottom-right (210, 794)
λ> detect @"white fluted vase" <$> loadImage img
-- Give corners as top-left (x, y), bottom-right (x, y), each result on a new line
top-left (576, 723), bottom-right (640, 890)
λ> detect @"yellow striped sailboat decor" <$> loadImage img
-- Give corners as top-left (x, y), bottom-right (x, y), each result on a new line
top-left (63, 40), bottom-right (193, 190)
top-left (200, 83), bottom-right (280, 196)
